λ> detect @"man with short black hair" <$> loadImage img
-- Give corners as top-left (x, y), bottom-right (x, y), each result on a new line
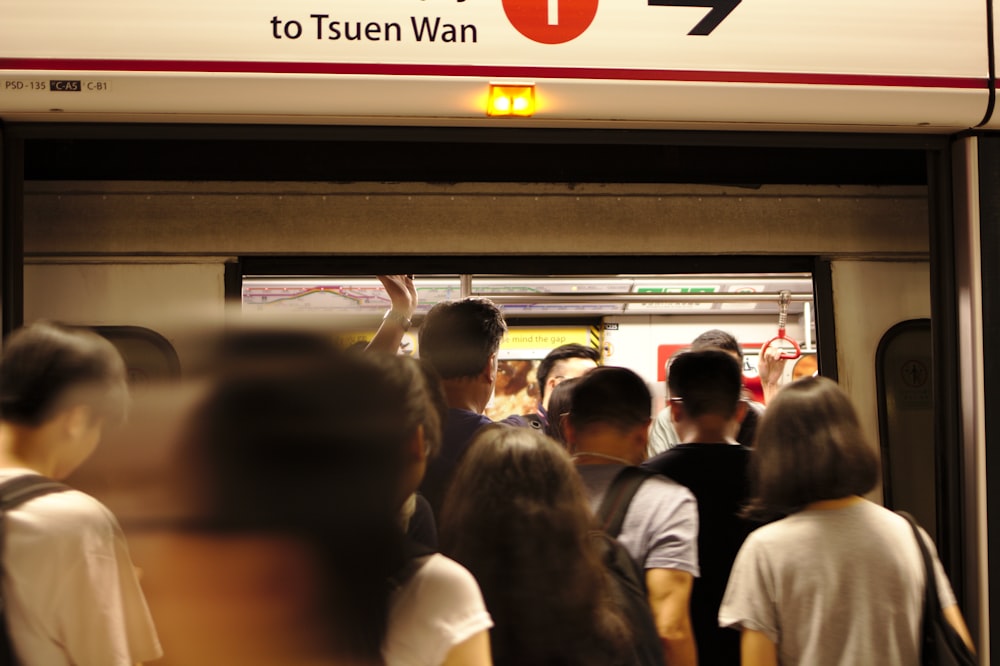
top-left (417, 297), bottom-right (511, 516)
top-left (511, 342), bottom-right (600, 430)
top-left (566, 366), bottom-right (699, 666)
top-left (0, 322), bottom-right (161, 666)
top-left (648, 328), bottom-right (774, 457)
top-left (643, 349), bottom-right (757, 666)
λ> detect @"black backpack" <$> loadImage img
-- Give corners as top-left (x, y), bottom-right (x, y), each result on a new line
top-left (593, 466), bottom-right (665, 666)
top-left (0, 474), bottom-right (70, 666)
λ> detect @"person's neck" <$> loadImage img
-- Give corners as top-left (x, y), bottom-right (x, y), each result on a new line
top-left (0, 422), bottom-right (57, 476)
top-left (676, 415), bottom-right (740, 445)
top-left (572, 451), bottom-right (636, 466)
top-left (440, 379), bottom-right (488, 414)
top-left (570, 427), bottom-right (644, 466)
top-left (805, 496), bottom-right (864, 511)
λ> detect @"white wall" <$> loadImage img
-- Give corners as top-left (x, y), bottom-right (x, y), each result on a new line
top-left (602, 313), bottom-right (810, 410)
top-left (23, 262), bottom-right (228, 373)
top-left (831, 260), bottom-right (932, 502)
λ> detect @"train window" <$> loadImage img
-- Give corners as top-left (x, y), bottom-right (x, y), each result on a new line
top-left (90, 325), bottom-right (182, 384)
top-left (875, 319), bottom-right (935, 540)
top-left (241, 273), bottom-right (817, 418)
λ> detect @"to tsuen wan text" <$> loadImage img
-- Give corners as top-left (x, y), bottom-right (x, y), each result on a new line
top-left (270, 16), bottom-right (478, 43)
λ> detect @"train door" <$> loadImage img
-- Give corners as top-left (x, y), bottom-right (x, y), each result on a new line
top-left (0, 124), bottom-right (973, 649)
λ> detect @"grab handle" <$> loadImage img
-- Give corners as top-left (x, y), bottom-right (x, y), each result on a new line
top-left (759, 290), bottom-right (802, 360)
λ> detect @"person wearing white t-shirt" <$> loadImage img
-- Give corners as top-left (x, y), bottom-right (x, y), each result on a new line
top-left (0, 322), bottom-right (161, 666)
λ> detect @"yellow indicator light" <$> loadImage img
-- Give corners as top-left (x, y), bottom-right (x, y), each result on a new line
top-left (487, 84), bottom-right (536, 117)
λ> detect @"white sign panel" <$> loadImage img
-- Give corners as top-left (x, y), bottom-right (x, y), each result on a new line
top-left (0, 0), bottom-right (990, 128)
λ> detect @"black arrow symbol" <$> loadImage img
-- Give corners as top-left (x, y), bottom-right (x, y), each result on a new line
top-left (649, 0), bottom-right (741, 36)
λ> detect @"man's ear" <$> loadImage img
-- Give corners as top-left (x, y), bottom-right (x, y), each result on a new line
top-left (627, 420), bottom-right (652, 460)
top-left (635, 418), bottom-right (651, 444)
top-left (670, 401), bottom-right (687, 424)
top-left (482, 353), bottom-right (498, 384)
top-left (563, 419), bottom-right (577, 451)
top-left (62, 405), bottom-right (96, 440)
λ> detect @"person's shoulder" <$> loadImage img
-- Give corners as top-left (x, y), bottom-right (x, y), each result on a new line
top-left (642, 447), bottom-right (680, 471)
top-left (442, 409), bottom-right (493, 448)
top-left (8, 487), bottom-right (120, 545)
top-left (407, 554), bottom-right (485, 605)
top-left (637, 470), bottom-right (696, 504)
top-left (645, 442), bottom-right (737, 465)
top-left (743, 509), bottom-right (827, 548)
top-left (499, 413), bottom-right (544, 430)
top-left (22, 487), bottom-right (115, 523)
top-left (445, 408), bottom-right (493, 433)
top-left (446, 407), bottom-right (489, 425)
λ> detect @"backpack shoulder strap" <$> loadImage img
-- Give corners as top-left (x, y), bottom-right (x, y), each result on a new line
top-left (0, 474), bottom-right (69, 511)
top-left (595, 466), bottom-right (654, 539)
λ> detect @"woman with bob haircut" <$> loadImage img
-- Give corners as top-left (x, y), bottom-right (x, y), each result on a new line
top-left (718, 376), bottom-right (974, 665)
top-left (439, 425), bottom-right (638, 666)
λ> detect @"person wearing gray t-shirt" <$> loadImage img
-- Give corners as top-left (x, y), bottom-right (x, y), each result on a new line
top-left (566, 367), bottom-right (699, 666)
top-left (718, 377), bottom-right (974, 665)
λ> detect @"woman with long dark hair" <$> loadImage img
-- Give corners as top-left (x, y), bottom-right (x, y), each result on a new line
top-left (439, 425), bottom-right (635, 666)
top-left (719, 376), bottom-right (974, 665)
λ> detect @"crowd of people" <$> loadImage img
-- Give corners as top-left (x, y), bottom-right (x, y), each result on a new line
top-left (0, 274), bottom-right (976, 665)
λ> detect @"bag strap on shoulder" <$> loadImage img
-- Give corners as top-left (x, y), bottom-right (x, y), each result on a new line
top-left (0, 475), bottom-right (69, 511)
top-left (595, 467), bottom-right (653, 539)
top-left (897, 511), bottom-right (938, 634)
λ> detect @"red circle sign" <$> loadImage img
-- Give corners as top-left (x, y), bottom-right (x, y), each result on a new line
top-left (502, 0), bottom-right (599, 45)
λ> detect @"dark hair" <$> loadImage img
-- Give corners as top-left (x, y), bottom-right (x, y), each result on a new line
top-left (667, 349), bottom-right (743, 419)
top-left (691, 329), bottom-right (743, 361)
top-left (439, 426), bottom-right (631, 666)
top-left (418, 298), bottom-right (507, 379)
top-left (180, 340), bottom-right (441, 660)
top-left (536, 343), bottom-right (601, 402)
top-left (544, 375), bottom-right (582, 446)
top-left (747, 376), bottom-right (879, 519)
top-left (0, 322), bottom-right (127, 427)
top-left (567, 366), bottom-right (651, 432)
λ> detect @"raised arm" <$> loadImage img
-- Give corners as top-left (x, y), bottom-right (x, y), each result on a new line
top-left (366, 275), bottom-right (417, 354)
top-left (757, 346), bottom-right (787, 404)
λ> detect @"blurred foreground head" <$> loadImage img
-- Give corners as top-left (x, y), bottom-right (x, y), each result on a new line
top-left (172, 329), bottom-right (443, 662)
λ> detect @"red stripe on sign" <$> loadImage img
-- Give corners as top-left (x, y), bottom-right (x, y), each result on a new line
top-left (0, 58), bottom-right (986, 90)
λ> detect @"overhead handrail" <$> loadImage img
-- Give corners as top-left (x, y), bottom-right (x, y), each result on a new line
top-left (758, 290), bottom-right (803, 360)
top-left (473, 292), bottom-right (813, 305)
